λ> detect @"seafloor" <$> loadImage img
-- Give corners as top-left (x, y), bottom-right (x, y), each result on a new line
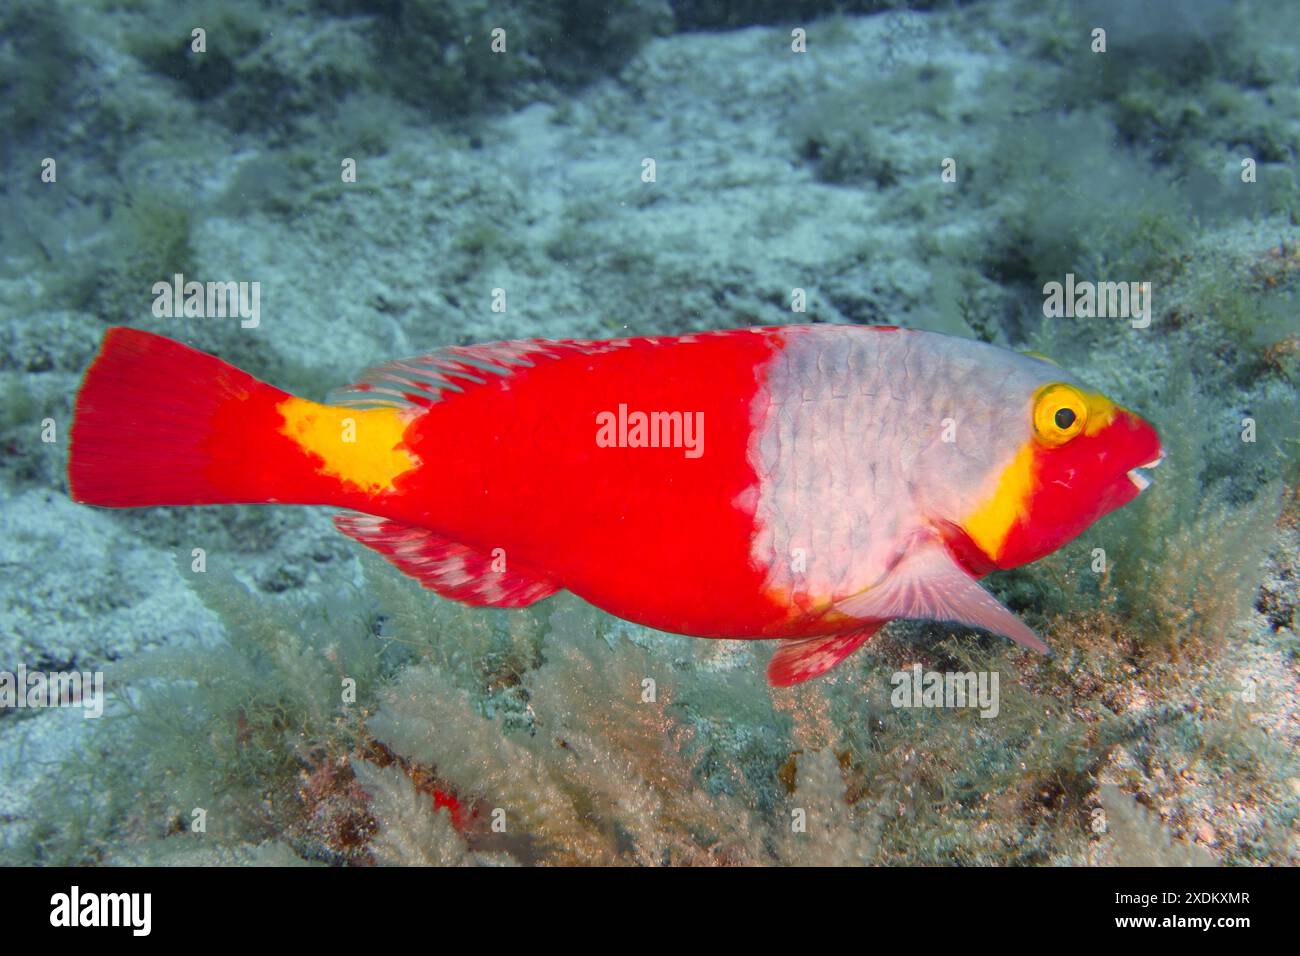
top-left (0, 0), bottom-right (1296, 865)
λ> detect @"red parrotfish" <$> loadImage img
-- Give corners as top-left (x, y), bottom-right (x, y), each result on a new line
top-left (68, 325), bottom-right (1163, 686)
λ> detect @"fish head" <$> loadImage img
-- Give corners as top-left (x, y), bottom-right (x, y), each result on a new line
top-left (937, 360), bottom-right (1163, 573)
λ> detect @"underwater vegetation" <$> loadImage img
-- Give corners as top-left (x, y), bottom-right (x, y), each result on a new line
top-left (0, 0), bottom-right (1297, 867)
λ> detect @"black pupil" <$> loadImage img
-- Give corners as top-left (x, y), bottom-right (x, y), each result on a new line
top-left (1054, 407), bottom-right (1077, 429)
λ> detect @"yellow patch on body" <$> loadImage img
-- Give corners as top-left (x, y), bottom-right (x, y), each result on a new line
top-left (276, 397), bottom-right (417, 495)
top-left (964, 442), bottom-right (1036, 563)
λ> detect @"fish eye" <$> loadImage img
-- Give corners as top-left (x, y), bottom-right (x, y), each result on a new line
top-left (1033, 384), bottom-right (1087, 445)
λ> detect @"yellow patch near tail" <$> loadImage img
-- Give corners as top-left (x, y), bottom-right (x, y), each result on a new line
top-left (964, 442), bottom-right (1036, 563)
top-left (276, 397), bottom-right (417, 495)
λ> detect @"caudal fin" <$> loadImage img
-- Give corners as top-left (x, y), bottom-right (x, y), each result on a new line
top-left (70, 328), bottom-right (422, 510)
top-left (70, 327), bottom-right (322, 507)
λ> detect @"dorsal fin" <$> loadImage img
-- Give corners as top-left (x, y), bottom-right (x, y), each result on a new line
top-left (335, 513), bottom-right (560, 608)
top-left (326, 328), bottom-right (782, 411)
top-left (767, 623), bottom-right (884, 687)
top-left (327, 338), bottom-right (627, 411)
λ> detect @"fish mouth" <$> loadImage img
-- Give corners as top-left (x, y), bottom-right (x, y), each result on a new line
top-left (1126, 451), bottom-right (1165, 493)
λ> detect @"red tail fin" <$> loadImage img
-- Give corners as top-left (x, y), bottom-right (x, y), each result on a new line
top-left (69, 327), bottom-right (297, 507)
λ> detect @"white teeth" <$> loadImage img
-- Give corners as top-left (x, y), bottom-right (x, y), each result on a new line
top-left (1128, 468), bottom-right (1152, 492)
top-left (1128, 451), bottom-right (1163, 491)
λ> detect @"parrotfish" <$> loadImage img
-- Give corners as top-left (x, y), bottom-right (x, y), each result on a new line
top-left (69, 325), bottom-right (1163, 686)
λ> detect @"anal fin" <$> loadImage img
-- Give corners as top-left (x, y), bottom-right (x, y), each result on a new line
top-left (335, 513), bottom-right (560, 608)
top-left (767, 622), bottom-right (884, 687)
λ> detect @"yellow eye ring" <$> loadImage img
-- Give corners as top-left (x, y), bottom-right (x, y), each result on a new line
top-left (1033, 383), bottom-right (1088, 446)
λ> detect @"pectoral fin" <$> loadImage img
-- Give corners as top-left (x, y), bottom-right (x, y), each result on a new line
top-left (834, 543), bottom-right (1050, 655)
